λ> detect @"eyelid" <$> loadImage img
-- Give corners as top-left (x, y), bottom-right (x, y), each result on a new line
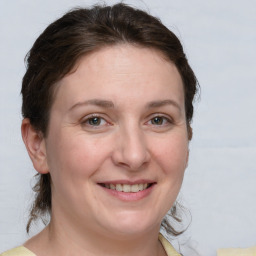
top-left (145, 113), bottom-right (174, 126)
top-left (80, 112), bottom-right (174, 129)
top-left (149, 113), bottom-right (173, 121)
top-left (81, 113), bottom-right (111, 128)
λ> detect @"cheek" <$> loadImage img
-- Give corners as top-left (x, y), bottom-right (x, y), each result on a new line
top-left (46, 133), bottom-right (112, 207)
top-left (47, 132), bottom-right (111, 179)
top-left (151, 134), bottom-right (188, 176)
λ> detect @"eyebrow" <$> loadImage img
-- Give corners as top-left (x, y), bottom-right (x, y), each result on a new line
top-left (68, 99), bottom-right (114, 111)
top-left (147, 99), bottom-right (181, 111)
top-left (68, 98), bottom-right (181, 112)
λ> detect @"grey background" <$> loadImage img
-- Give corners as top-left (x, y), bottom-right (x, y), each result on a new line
top-left (0, 0), bottom-right (255, 255)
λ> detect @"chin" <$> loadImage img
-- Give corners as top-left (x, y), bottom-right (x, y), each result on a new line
top-left (102, 213), bottom-right (160, 237)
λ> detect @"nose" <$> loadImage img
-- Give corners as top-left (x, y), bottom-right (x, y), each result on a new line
top-left (112, 125), bottom-right (150, 171)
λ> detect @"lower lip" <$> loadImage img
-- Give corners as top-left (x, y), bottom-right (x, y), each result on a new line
top-left (99, 184), bottom-right (155, 201)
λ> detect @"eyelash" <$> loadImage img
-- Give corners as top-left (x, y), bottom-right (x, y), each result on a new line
top-left (81, 114), bottom-right (173, 129)
top-left (146, 115), bottom-right (173, 127)
top-left (81, 114), bottom-right (109, 128)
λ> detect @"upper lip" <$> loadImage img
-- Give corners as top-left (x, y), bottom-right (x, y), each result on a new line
top-left (97, 179), bottom-right (156, 185)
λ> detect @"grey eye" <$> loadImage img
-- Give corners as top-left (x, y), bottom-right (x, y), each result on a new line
top-left (88, 117), bottom-right (102, 126)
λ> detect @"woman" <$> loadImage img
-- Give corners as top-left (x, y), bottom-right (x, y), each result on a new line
top-left (1, 3), bottom-right (198, 256)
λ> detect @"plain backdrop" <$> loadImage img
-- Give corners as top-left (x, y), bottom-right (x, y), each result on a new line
top-left (0, 0), bottom-right (255, 255)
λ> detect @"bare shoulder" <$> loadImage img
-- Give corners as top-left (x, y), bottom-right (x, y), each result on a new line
top-left (1, 228), bottom-right (49, 256)
top-left (22, 228), bottom-right (50, 256)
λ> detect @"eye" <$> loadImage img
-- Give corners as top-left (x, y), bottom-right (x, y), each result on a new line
top-left (151, 116), bottom-right (165, 125)
top-left (149, 116), bottom-right (171, 126)
top-left (145, 114), bottom-right (174, 130)
top-left (82, 115), bottom-right (108, 127)
top-left (88, 117), bottom-right (105, 126)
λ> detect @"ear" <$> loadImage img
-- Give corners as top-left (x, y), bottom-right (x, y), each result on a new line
top-left (21, 118), bottom-right (49, 174)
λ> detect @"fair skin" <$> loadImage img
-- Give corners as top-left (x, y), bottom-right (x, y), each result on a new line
top-left (22, 45), bottom-right (189, 256)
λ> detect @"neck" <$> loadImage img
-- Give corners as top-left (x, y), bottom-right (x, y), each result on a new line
top-left (25, 215), bottom-right (166, 256)
top-left (48, 218), bottom-right (165, 256)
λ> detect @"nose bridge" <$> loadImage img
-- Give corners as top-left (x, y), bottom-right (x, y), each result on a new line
top-left (113, 120), bottom-right (150, 170)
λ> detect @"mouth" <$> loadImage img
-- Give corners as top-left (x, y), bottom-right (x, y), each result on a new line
top-left (98, 183), bottom-right (155, 193)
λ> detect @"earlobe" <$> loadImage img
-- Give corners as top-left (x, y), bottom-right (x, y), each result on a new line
top-left (21, 118), bottom-right (49, 174)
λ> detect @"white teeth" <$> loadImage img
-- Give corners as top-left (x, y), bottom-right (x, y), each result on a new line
top-left (123, 184), bottom-right (131, 192)
top-left (138, 184), bottom-right (143, 191)
top-left (116, 184), bottom-right (122, 191)
top-left (105, 183), bottom-right (150, 193)
top-left (131, 184), bottom-right (139, 192)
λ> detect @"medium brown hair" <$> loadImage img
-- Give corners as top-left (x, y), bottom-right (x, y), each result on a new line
top-left (22, 3), bottom-right (198, 234)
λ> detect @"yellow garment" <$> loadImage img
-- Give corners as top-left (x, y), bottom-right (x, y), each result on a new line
top-left (0, 234), bottom-right (180, 256)
top-left (217, 247), bottom-right (256, 256)
top-left (159, 233), bottom-right (182, 256)
top-left (0, 246), bottom-right (35, 256)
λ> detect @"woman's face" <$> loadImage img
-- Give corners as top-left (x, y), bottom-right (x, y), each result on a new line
top-left (43, 45), bottom-right (189, 238)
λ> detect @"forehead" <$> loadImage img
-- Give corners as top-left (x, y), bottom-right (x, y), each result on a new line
top-left (75, 44), bottom-right (172, 75)
top-left (52, 44), bottom-right (184, 110)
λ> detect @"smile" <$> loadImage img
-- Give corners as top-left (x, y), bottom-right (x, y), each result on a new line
top-left (100, 183), bottom-right (153, 193)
